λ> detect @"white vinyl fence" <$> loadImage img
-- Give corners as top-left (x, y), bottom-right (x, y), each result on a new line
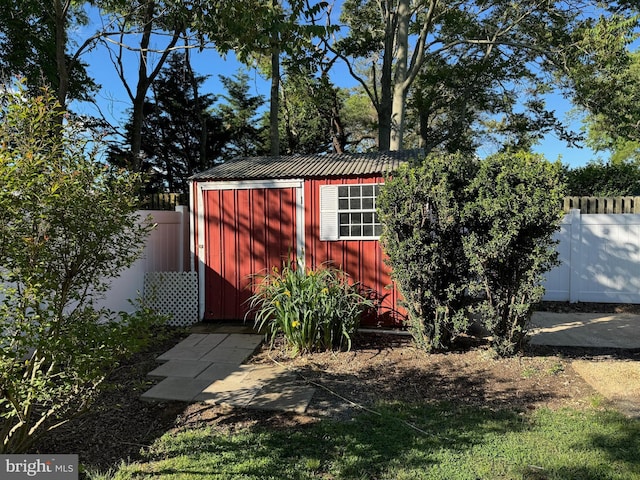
top-left (91, 206), bottom-right (195, 320)
top-left (1, 206), bottom-right (197, 326)
top-left (543, 209), bottom-right (640, 303)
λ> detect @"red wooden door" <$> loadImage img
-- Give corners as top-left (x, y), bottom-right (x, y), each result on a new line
top-left (202, 186), bottom-right (299, 320)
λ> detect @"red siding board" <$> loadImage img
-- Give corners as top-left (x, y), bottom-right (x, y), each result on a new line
top-left (304, 177), bottom-right (405, 327)
top-left (195, 177), bottom-right (404, 326)
top-left (202, 186), bottom-right (298, 320)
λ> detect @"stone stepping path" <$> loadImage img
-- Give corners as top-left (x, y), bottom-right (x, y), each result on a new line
top-left (141, 333), bottom-right (315, 414)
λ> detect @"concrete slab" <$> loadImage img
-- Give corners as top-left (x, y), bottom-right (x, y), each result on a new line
top-left (529, 312), bottom-right (640, 349)
top-left (141, 377), bottom-right (213, 402)
top-left (249, 379), bottom-right (316, 414)
top-left (194, 365), bottom-right (266, 407)
top-left (157, 334), bottom-right (228, 361)
top-left (218, 334), bottom-right (264, 350)
top-left (572, 360), bottom-right (640, 417)
top-left (175, 333), bottom-right (210, 347)
top-left (194, 363), bottom-right (239, 382)
top-left (199, 347), bottom-right (257, 364)
top-left (147, 360), bottom-right (213, 379)
top-left (142, 334), bottom-right (315, 413)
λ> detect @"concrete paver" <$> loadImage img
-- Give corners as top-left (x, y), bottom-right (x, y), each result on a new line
top-left (147, 360), bottom-right (213, 379)
top-left (217, 334), bottom-right (264, 350)
top-left (142, 333), bottom-right (317, 413)
top-left (143, 313), bottom-right (640, 415)
top-left (529, 312), bottom-right (640, 349)
top-left (141, 377), bottom-right (214, 402)
top-left (572, 360), bottom-right (640, 417)
top-left (194, 363), bottom-right (240, 382)
top-left (199, 347), bottom-right (257, 364)
top-left (250, 378), bottom-right (316, 414)
top-left (156, 333), bottom-right (228, 361)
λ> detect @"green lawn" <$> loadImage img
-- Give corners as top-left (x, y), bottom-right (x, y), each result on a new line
top-left (94, 402), bottom-right (640, 480)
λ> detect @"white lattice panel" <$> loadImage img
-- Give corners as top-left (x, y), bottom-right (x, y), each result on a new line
top-left (144, 272), bottom-right (198, 327)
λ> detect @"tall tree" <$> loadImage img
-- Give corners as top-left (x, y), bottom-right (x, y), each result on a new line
top-left (215, 71), bottom-right (267, 160)
top-left (201, 0), bottom-right (332, 156)
top-left (98, 0), bottom-right (193, 168)
top-left (110, 53), bottom-right (225, 193)
top-left (334, 0), bottom-right (637, 151)
top-left (0, 0), bottom-right (97, 107)
top-left (277, 67), bottom-right (348, 154)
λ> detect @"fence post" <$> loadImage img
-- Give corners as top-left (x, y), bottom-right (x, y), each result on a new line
top-left (175, 205), bottom-right (189, 272)
top-left (568, 208), bottom-right (582, 303)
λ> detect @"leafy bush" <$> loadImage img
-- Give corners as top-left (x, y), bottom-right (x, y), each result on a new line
top-left (247, 261), bottom-right (374, 355)
top-left (379, 151), bottom-right (565, 355)
top-left (565, 159), bottom-right (640, 196)
top-left (377, 153), bottom-right (478, 351)
top-left (463, 152), bottom-right (565, 356)
top-left (0, 85), bottom-right (158, 453)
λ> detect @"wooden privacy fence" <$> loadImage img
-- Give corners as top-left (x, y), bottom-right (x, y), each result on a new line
top-left (139, 193), bottom-right (187, 211)
top-left (562, 196), bottom-right (640, 214)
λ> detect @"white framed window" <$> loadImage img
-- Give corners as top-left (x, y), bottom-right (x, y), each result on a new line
top-left (319, 184), bottom-right (382, 240)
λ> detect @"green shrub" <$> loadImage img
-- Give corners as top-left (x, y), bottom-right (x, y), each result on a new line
top-left (379, 151), bottom-right (565, 356)
top-left (247, 261), bottom-right (374, 355)
top-left (462, 151), bottom-right (565, 356)
top-left (0, 84), bottom-right (157, 453)
top-left (378, 153), bottom-right (478, 351)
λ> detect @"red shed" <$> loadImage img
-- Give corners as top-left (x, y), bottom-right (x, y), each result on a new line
top-left (189, 150), bottom-right (421, 327)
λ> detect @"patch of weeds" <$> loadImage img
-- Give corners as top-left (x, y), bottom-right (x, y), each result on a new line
top-left (479, 347), bottom-right (499, 361)
top-left (547, 362), bottom-right (565, 375)
top-left (303, 458), bottom-right (321, 471)
top-left (521, 366), bottom-right (539, 379)
top-left (589, 394), bottom-right (608, 409)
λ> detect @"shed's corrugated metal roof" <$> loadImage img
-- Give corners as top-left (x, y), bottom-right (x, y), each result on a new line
top-left (190, 150), bottom-right (424, 181)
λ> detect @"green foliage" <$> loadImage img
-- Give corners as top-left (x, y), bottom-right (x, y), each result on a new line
top-left (215, 71), bottom-right (267, 159)
top-left (560, 17), bottom-right (640, 146)
top-left (247, 261), bottom-right (374, 355)
top-left (379, 151), bottom-right (565, 355)
top-left (0, 0), bottom-right (96, 102)
top-left (462, 152), bottom-right (566, 356)
top-left (565, 159), bottom-right (640, 196)
top-left (0, 85), bottom-right (159, 453)
top-left (378, 153), bottom-right (478, 351)
top-left (109, 52), bottom-right (226, 193)
top-left (276, 69), bottom-right (346, 155)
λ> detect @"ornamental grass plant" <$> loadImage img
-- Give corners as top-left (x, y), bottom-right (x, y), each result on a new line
top-left (247, 260), bottom-right (374, 355)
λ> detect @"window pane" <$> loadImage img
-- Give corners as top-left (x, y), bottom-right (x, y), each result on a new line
top-left (350, 198), bottom-right (361, 209)
top-left (350, 185), bottom-right (360, 196)
top-left (362, 185), bottom-right (373, 196)
top-left (351, 213), bottom-right (362, 224)
top-left (340, 226), bottom-right (350, 236)
top-left (351, 225), bottom-right (361, 236)
top-left (362, 198), bottom-right (374, 209)
top-left (363, 225), bottom-right (373, 236)
top-left (374, 185), bottom-right (380, 195)
top-left (338, 186), bottom-right (349, 197)
top-left (339, 213), bottom-right (349, 225)
top-left (374, 224), bottom-right (382, 236)
top-left (363, 212), bottom-right (373, 224)
top-left (339, 199), bottom-right (349, 209)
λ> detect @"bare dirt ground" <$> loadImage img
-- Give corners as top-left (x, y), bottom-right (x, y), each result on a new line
top-left (34, 303), bottom-right (640, 473)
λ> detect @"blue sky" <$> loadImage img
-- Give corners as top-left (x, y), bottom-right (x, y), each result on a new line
top-left (74, 9), bottom-right (598, 169)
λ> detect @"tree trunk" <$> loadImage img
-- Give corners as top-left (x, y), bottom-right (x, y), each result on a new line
top-left (54, 0), bottom-right (69, 112)
top-left (270, 39), bottom-right (281, 156)
top-left (390, 0), bottom-right (410, 151)
top-left (129, 1), bottom-right (155, 170)
top-left (378, 1), bottom-right (395, 151)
